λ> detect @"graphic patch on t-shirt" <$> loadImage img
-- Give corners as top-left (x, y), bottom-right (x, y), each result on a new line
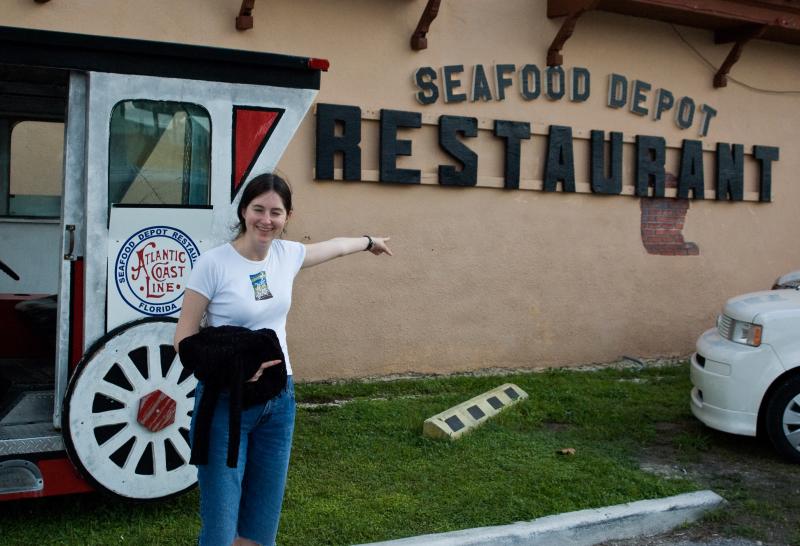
top-left (249, 271), bottom-right (274, 300)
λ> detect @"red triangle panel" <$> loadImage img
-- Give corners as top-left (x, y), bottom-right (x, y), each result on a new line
top-left (232, 107), bottom-right (282, 199)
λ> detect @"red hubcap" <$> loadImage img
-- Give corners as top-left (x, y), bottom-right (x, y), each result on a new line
top-left (137, 390), bottom-right (177, 432)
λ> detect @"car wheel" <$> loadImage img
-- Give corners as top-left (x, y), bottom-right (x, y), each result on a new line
top-left (765, 375), bottom-right (800, 464)
top-left (62, 318), bottom-right (198, 500)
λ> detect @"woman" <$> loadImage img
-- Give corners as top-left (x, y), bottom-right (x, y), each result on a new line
top-left (174, 172), bottom-right (391, 546)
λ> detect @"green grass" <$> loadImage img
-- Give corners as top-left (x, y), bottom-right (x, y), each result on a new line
top-left (1, 364), bottom-right (706, 545)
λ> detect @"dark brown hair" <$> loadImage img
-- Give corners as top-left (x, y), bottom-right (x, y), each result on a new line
top-left (235, 173), bottom-right (293, 236)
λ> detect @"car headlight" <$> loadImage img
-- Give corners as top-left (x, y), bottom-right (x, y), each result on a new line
top-left (717, 314), bottom-right (763, 347)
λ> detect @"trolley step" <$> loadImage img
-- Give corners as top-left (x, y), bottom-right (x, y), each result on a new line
top-left (0, 422), bottom-right (63, 456)
top-left (1, 390), bottom-right (53, 426)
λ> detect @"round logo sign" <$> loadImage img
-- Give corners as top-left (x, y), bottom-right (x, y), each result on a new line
top-left (115, 226), bottom-right (201, 316)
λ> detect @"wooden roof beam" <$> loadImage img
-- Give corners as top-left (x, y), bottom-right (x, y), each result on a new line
top-left (713, 24), bottom-right (766, 87)
top-left (411, 0), bottom-right (442, 50)
top-left (236, 0), bottom-right (255, 31)
top-left (549, 0), bottom-right (800, 41)
top-left (548, 0), bottom-right (800, 87)
top-left (547, 0), bottom-right (598, 66)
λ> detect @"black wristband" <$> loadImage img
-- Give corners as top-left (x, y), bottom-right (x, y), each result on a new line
top-left (363, 235), bottom-right (374, 251)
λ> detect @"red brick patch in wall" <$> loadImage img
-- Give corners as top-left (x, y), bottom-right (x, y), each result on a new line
top-left (640, 173), bottom-right (699, 256)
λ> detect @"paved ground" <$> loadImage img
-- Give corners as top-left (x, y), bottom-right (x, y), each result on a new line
top-left (602, 533), bottom-right (769, 545)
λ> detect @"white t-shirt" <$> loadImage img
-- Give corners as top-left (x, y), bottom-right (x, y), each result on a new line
top-left (186, 240), bottom-right (306, 375)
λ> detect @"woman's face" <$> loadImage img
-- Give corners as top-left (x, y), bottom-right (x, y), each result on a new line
top-left (240, 190), bottom-right (291, 246)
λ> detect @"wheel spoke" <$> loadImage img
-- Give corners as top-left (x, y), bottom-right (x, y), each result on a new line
top-left (175, 394), bottom-right (195, 413)
top-left (123, 437), bottom-right (148, 472)
top-left (99, 427), bottom-right (134, 457)
top-left (92, 409), bottom-right (132, 427)
top-left (96, 383), bottom-right (136, 406)
top-left (147, 344), bottom-right (160, 383)
top-left (117, 355), bottom-right (148, 393)
top-left (153, 439), bottom-right (167, 476)
top-left (785, 428), bottom-right (800, 447)
top-left (783, 410), bottom-right (800, 427)
top-left (164, 353), bottom-right (183, 384)
top-left (169, 429), bottom-right (192, 462)
top-left (179, 376), bottom-right (198, 396)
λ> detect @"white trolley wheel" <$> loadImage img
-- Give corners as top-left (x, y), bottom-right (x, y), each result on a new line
top-left (62, 318), bottom-right (198, 500)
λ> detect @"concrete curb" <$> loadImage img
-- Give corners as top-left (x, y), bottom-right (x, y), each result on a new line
top-left (356, 490), bottom-right (725, 546)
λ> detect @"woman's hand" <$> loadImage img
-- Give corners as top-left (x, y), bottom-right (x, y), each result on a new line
top-left (246, 360), bottom-right (282, 382)
top-left (367, 236), bottom-right (393, 256)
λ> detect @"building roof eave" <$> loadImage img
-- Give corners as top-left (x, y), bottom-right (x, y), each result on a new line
top-left (546, 0), bottom-right (800, 87)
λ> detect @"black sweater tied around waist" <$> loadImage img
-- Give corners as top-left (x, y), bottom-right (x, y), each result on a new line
top-left (178, 326), bottom-right (287, 468)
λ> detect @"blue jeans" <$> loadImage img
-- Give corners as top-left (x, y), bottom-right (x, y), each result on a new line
top-left (191, 376), bottom-right (295, 546)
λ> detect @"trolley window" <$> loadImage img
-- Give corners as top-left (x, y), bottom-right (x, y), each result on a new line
top-left (7, 121), bottom-right (64, 218)
top-left (108, 100), bottom-right (211, 207)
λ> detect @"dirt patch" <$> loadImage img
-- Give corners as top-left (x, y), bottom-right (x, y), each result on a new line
top-left (636, 418), bottom-right (800, 545)
top-left (542, 421), bottom-right (571, 432)
top-left (307, 357), bottom-right (689, 383)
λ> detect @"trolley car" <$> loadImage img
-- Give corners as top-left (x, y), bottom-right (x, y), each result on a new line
top-left (0, 26), bottom-right (326, 501)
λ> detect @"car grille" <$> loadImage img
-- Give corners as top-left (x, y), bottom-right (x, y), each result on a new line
top-left (717, 314), bottom-right (733, 339)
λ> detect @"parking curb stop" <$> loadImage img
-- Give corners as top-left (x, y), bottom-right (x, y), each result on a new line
top-left (422, 383), bottom-right (529, 440)
top-left (356, 490), bottom-right (725, 546)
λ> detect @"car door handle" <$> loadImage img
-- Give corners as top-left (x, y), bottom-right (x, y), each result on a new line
top-left (64, 224), bottom-right (76, 261)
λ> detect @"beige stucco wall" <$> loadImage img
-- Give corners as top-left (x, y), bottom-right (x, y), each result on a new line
top-left (9, 121), bottom-right (63, 195)
top-left (4, 1), bottom-right (799, 379)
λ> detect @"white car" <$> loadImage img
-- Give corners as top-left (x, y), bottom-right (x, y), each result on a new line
top-left (691, 273), bottom-right (800, 463)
